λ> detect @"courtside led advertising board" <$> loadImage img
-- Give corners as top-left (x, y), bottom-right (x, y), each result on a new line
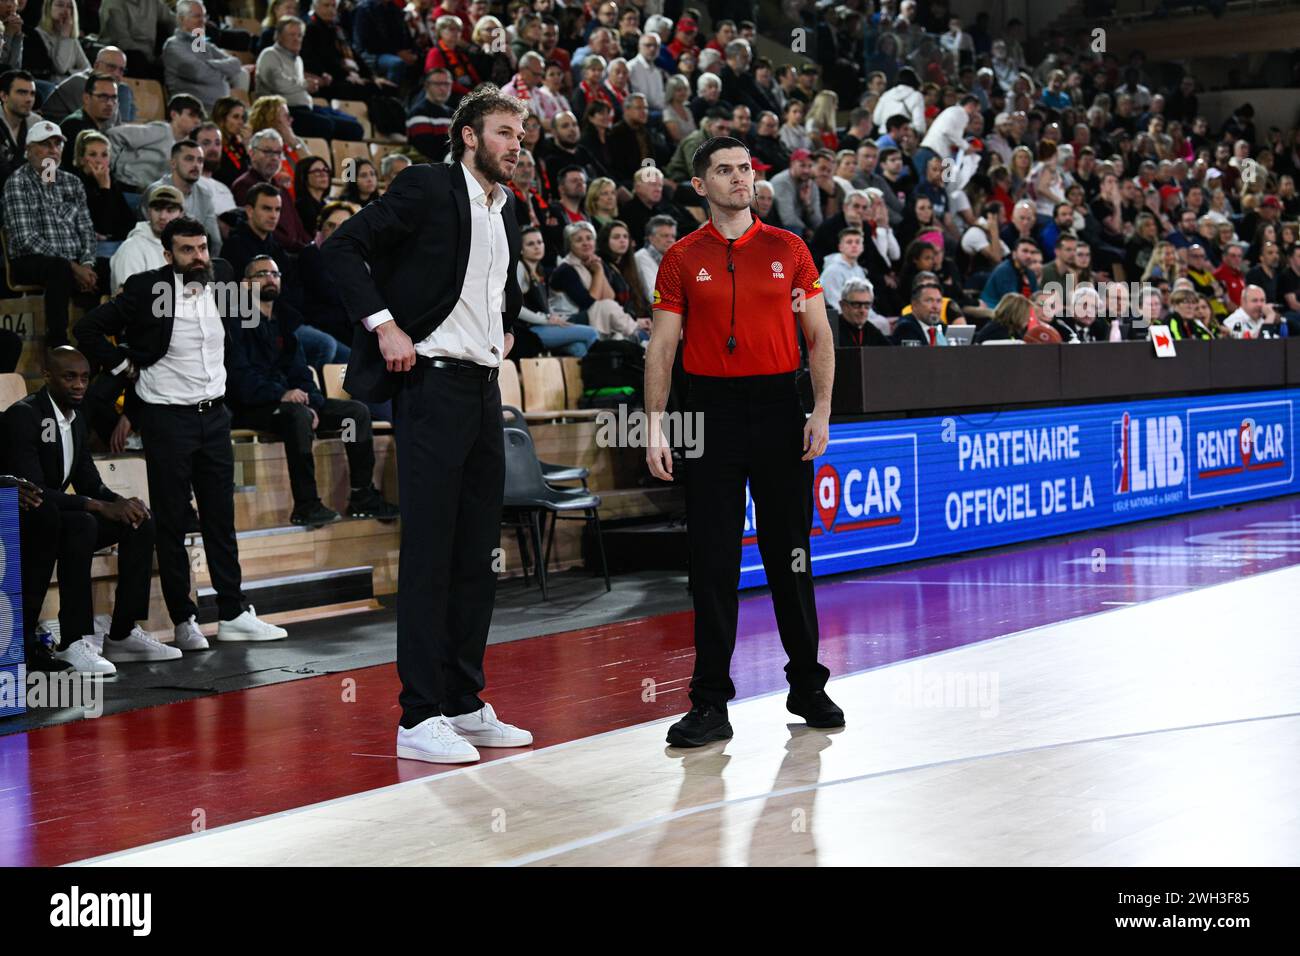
top-left (739, 388), bottom-right (1300, 587)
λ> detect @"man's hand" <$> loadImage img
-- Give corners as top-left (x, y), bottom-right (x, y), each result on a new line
top-left (71, 261), bottom-right (98, 292)
top-left (646, 412), bottom-right (673, 481)
top-left (97, 498), bottom-right (149, 527)
top-left (802, 408), bottom-right (830, 461)
top-left (503, 331), bottom-right (514, 357)
top-left (109, 414), bottom-right (133, 454)
top-left (281, 388), bottom-right (310, 404)
top-left (310, 408), bottom-right (319, 430)
top-left (2, 12), bottom-right (21, 36)
top-left (547, 313), bottom-right (571, 325)
top-left (377, 321), bottom-right (416, 372)
top-left (3, 477), bottom-right (43, 510)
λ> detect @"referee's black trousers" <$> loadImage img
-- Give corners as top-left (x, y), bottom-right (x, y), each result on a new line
top-left (684, 372), bottom-right (830, 709)
top-left (393, 362), bottom-right (504, 728)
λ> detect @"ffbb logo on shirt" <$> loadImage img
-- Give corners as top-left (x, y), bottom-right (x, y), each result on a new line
top-left (770, 260), bottom-right (784, 279)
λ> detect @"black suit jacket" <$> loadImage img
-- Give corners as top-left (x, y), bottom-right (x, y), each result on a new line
top-left (73, 260), bottom-right (241, 417)
top-left (74, 259), bottom-right (240, 376)
top-left (1, 388), bottom-right (120, 511)
top-left (322, 162), bottom-right (523, 403)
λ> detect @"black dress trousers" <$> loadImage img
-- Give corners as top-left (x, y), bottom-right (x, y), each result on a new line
top-left (392, 362), bottom-right (505, 727)
top-left (683, 371), bottom-right (830, 709)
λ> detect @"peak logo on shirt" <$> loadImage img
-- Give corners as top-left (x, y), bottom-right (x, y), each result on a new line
top-left (695, 268), bottom-right (712, 282)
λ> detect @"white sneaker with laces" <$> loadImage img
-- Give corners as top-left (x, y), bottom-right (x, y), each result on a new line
top-left (447, 703), bottom-right (533, 747)
top-left (396, 716), bottom-right (481, 763)
top-left (173, 615), bottom-right (210, 651)
top-left (55, 638), bottom-right (117, 675)
top-left (102, 625), bottom-right (183, 662)
top-left (216, 605), bottom-right (288, 642)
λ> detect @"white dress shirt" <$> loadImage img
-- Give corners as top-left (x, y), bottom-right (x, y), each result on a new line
top-left (363, 163), bottom-right (508, 367)
top-left (135, 275), bottom-right (227, 405)
top-left (628, 54), bottom-right (666, 110)
top-left (52, 399), bottom-right (75, 485)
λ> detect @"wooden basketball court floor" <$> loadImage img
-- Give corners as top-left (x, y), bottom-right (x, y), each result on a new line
top-left (32, 496), bottom-right (1297, 867)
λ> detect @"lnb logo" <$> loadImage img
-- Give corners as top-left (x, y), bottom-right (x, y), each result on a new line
top-left (49, 886), bottom-right (151, 936)
top-left (1113, 412), bottom-right (1185, 494)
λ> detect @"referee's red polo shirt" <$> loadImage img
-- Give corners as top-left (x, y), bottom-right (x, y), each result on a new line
top-left (652, 217), bottom-right (823, 377)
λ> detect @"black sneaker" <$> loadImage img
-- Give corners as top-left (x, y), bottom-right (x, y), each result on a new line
top-left (26, 644), bottom-right (73, 674)
top-left (786, 690), bottom-right (845, 728)
top-left (347, 485), bottom-right (400, 520)
top-left (291, 500), bottom-right (340, 527)
top-left (666, 704), bottom-right (734, 748)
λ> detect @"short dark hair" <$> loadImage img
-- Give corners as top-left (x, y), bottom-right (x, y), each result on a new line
top-left (885, 114), bottom-right (910, 133)
top-left (171, 138), bottom-right (201, 157)
top-left (448, 83), bottom-right (528, 162)
top-left (161, 216), bottom-right (208, 254)
top-left (166, 93), bottom-right (204, 120)
top-left (959, 94), bottom-right (979, 107)
top-left (0, 70), bottom-right (35, 95)
top-left (879, 147), bottom-right (901, 164)
top-left (837, 227), bottom-right (864, 243)
top-left (691, 135), bottom-right (749, 179)
top-left (557, 163), bottom-right (586, 181)
top-left (84, 72), bottom-right (117, 97)
top-left (1016, 237), bottom-right (1041, 252)
top-left (244, 253), bottom-right (276, 277)
top-left (245, 182), bottom-right (281, 208)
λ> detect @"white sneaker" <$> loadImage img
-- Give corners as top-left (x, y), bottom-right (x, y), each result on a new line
top-left (396, 716), bottom-right (481, 763)
top-left (216, 605), bottom-right (288, 642)
top-left (102, 625), bottom-right (183, 662)
top-left (446, 703), bottom-right (533, 748)
top-left (173, 615), bottom-right (210, 651)
top-left (55, 637), bottom-right (117, 676)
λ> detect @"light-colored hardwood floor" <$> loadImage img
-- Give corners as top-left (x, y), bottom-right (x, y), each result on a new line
top-left (82, 561), bottom-right (1300, 867)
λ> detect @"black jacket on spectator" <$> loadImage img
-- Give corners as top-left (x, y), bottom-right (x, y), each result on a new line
top-left (290, 240), bottom-right (352, 344)
top-left (221, 223), bottom-right (286, 281)
top-left (223, 300), bottom-right (325, 411)
top-left (831, 314), bottom-right (890, 347)
top-left (77, 169), bottom-right (135, 243)
top-left (719, 65), bottom-right (774, 117)
top-left (1, 388), bottom-right (119, 510)
top-left (540, 140), bottom-right (605, 197)
top-left (59, 112), bottom-right (105, 170)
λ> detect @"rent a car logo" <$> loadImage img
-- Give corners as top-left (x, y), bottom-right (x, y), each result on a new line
top-left (1187, 400), bottom-right (1294, 499)
top-left (742, 433), bottom-right (918, 555)
top-left (1112, 410), bottom-right (1185, 500)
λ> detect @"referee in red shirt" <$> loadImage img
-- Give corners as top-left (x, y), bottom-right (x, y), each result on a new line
top-left (645, 136), bottom-right (844, 747)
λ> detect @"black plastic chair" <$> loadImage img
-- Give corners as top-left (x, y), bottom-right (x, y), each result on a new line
top-left (502, 426), bottom-right (610, 599)
top-left (502, 404), bottom-right (590, 489)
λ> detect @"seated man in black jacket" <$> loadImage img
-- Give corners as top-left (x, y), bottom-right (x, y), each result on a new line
top-left (2, 347), bottom-right (169, 674)
top-left (225, 255), bottom-right (398, 527)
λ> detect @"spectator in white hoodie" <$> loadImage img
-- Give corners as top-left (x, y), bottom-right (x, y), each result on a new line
top-left (109, 182), bottom-right (183, 291)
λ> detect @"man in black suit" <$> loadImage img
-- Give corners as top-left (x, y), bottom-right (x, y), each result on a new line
top-left (2, 347), bottom-right (162, 674)
top-left (324, 84), bottom-right (533, 765)
top-left (74, 217), bottom-right (289, 648)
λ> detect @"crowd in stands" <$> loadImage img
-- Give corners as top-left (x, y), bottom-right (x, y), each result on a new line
top-left (2, 0), bottom-right (1300, 676)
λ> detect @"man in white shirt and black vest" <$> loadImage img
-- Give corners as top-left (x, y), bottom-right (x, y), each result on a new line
top-left (324, 85), bottom-right (534, 764)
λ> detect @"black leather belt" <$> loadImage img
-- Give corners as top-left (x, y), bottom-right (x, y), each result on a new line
top-left (416, 355), bottom-right (500, 382)
top-left (194, 397), bottom-right (224, 412)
